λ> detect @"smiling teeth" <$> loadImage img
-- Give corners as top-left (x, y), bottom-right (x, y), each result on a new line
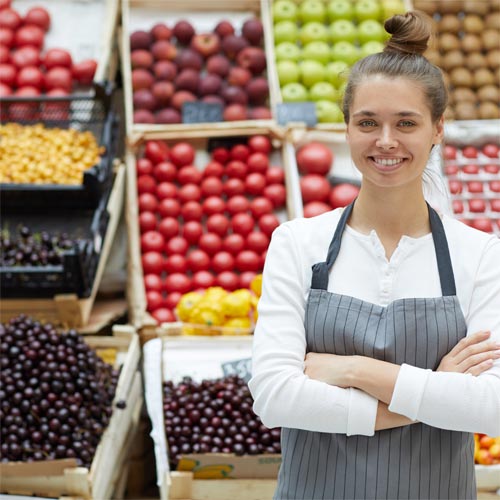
top-left (374, 158), bottom-right (403, 166)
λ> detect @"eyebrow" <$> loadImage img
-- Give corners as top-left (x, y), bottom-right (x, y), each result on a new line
top-left (352, 111), bottom-right (423, 118)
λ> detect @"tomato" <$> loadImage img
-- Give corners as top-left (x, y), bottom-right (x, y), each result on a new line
top-left (178, 183), bottom-right (202, 203)
top-left (182, 220), bottom-right (203, 243)
top-left (462, 164), bottom-right (479, 175)
top-left (192, 270), bottom-right (216, 289)
top-left (44, 48), bottom-right (72, 69)
top-left (230, 144), bottom-right (250, 162)
top-left (164, 273), bottom-right (191, 294)
top-left (0, 62), bottom-right (16, 86)
top-left (249, 197), bottom-right (273, 218)
top-left (138, 193), bottom-right (158, 212)
top-left (223, 178), bottom-right (245, 197)
top-left (146, 291), bottom-right (163, 312)
top-left (24, 7), bottom-right (51, 32)
top-left (222, 233), bottom-right (245, 256)
top-left (137, 174), bottom-right (157, 194)
top-left (165, 236), bottom-right (189, 255)
top-left (44, 66), bottom-right (73, 92)
top-left (303, 201), bottom-right (331, 218)
top-left (216, 271), bottom-right (240, 291)
top-left (211, 251), bottom-right (235, 273)
top-left (264, 184), bottom-right (286, 208)
top-left (180, 200), bottom-right (203, 221)
top-left (156, 181), bottom-right (177, 200)
top-left (484, 164), bottom-right (500, 175)
top-left (0, 82), bottom-right (12, 96)
top-left (239, 271), bottom-right (257, 289)
top-left (265, 166), bottom-right (285, 185)
top-left (226, 195), bottom-right (250, 215)
top-left (451, 200), bottom-right (463, 214)
top-left (145, 140), bottom-right (169, 165)
top-left (198, 232), bottom-right (223, 256)
top-left (201, 176), bottom-right (223, 197)
top-left (144, 274), bottom-right (163, 292)
top-left (139, 211), bottom-right (157, 232)
top-left (158, 217), bottom-right (180, 238)
top-left (482, 143), bottom-right (500, 158)
top-left (152, 308), bottom-right (176, 323)
top-left (462, 146), bottom-right (478, 159)
top-left (11, 46), bottom-right (40, 68)
top-left (467, 181), bottom-right (483, 193)
top-left (468, 199), bottom-right (486, 213)
top-left (164, 292), bottom-right (182, 310)
top-left (247, 152), bottom-right (269, 174)
top-left (212, 147), bottom-right (230, 164)
top-left (170, 142), bottom-right (195, 167)
top-left (154, 161), bottom-right (177, 181)
top-left (177, 165), bottom-right (202, 185)
top-left (206, 213), bottom-right (230, 236)
top-left (246, 231), bottom-right (269, 253)
top-left (72, 59), bottom-right (97, 85)
top-left (164, 254), bottom-right (188, 274)
top-left (448, 180), bottom-right (462, 195)
top-left (187, 249), bottom-right (211, 272)
top-left (202, 196), bottom-right (226, 215)
top-left (158, 198), bottom-right (181, 218)
top-left (258, 213), bottom-right (280, 237)
top-left (142, 251), bottom-right (164, 274)
top-left (296, 142), bottom-right (333, 175)
top-left (235, 250), bottom-right (261, 272)
top-left (0, 28), bottom-right (14, 48)
top-left (470, 218), bottom-right (493, 233)
top-left (491, 199), bottom-right (500, 212)
top-left (141, 230), bottom-right (165, 252)
top-left (15, 25), bottom-right (44, 49)
top-left (16, 65), bottom-right (43, 89)
top-left (245, 172), bottom-right (266, 196)
top-left (137, 158), bottom-right (154, 176)
top-left (443, 145), bottom-right (456, 160)
top-left (0, 8), bottom-right (22, 31)
top-left (231, 213), bottom-right (255, 236)
top-left (489, 181), bottom-right (500, 192)
top-left (300, 175), bottom-right (331, 203)
top-left (329, 183), bottom-right (360, 209)
top-left (248, 135), bottom-right (272, 154)
top-left (225, 160), bottom-right (248, 179)
top-left (444, 164), bottom-right (458, 176)
top-left (203, 160), bottom-right (224, 178)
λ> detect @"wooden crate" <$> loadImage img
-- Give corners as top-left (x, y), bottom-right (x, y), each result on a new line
top-left (121, 0), bottom-right (277, 138)
top-left (0, 325), bottom-right (143, 500)
top-left (0, 163), bottom-right (126, 329)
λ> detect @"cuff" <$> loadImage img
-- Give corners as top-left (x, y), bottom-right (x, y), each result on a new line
top-left (346, 388), bottom-right (378, 436)
top-left (388, 363), bottom-right (431, 420)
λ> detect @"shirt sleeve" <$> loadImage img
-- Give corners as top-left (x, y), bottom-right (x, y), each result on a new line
top-left (389, 236), bottom-right (500, 436)
top-left (248, 222), bottom-right (378, 436)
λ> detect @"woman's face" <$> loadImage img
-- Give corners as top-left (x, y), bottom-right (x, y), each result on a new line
top-left (346, 75), bottom-right (444, 191)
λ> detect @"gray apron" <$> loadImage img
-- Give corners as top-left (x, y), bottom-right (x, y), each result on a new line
top-left (275, 202), bottom-right (476, 500)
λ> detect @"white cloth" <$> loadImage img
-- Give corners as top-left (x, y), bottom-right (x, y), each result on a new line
top-left (248, 208), bottom-right (500, 436)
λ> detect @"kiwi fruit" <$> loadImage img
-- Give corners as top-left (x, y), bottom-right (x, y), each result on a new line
top-left (425, 49), bottom-right (442, 66)
top-left (486, 49), bottom-right (500, 70)
top-left (453, 87), bottom-right (477, 103)
top-left (482, 30), bottom-right (500, 51)
top-left (450, 67), bottom-right (474, 87)
top-left (412, 0), bottom-right (438, 15)
top-left (439, 33), bottom-right (461, 52)
top-left (466, 52), bottom-right (487, 71)
top-left (477, 84), bottom-right (499, 103)
top-left (439, 14), bottom-right (462, 34)
top-left (461, 34), bottom-right (483, 53)
top-left (463, 15), bottom-right (485, 34)
top-left (441, 50), bottom-right (465, 71)
top-left (440, 0), bottom-right (464, 15)
top-left (478, 102), bottom-right (500, 119)
top-left (455, 102), bottom-right (478, 120)
top-left (463, 0), bottom-right (490, 16)
top-left (485, 12), bottom-right (500, 30)
top-left (473, 68), bottom-right (495, 88)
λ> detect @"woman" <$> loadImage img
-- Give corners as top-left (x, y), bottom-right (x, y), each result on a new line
top-left (249, 11), bottom-right (500, 500)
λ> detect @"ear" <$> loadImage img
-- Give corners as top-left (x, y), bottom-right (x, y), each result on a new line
top-left (433, 116), bottom-right (445, 145)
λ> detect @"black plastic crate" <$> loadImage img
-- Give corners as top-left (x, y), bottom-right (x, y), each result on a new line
top-left (0, 83), bottom-right (118, 210)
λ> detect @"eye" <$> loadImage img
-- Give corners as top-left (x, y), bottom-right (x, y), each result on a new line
top-left (358, 120), bottom-right (377, 127)
top-left (398, 120), bottom-right (415, 127)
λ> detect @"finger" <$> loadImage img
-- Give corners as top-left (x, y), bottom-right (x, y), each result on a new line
top-left (458, 350), bottom-right (500, 372)
top-left (446, 331), bottom-right (491, 358)
top-left (454, 339), bottom-right (500, 365)
top-left (465, 358), bottom-right (494, 376)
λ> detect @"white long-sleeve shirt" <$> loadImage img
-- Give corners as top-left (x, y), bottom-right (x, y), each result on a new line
top-left (248, 208), bottom-right (500, 437)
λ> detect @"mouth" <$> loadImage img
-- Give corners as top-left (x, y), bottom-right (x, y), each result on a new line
top-left (369, 156), bottom-right (406, 172)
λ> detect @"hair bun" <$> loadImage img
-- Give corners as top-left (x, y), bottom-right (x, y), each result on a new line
top-left (384, 11), bottom-right (432, 55)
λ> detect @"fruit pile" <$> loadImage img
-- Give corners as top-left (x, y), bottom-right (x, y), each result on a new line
top-left (443, 142), bottom-right (500, 235)
top-left (163, 375), bottom-right (280, 469)
top-left (475, 434), bottom-right (500, 465)
top-left (130, 16), bottom-right (270, 124)
top-left (415, 0), bottom-right (500, 120)
top-left (0, 2), bottom-right (98, 101)
top-left (272, 0), bottom-right (406, 123)
top-left (137, 136), bottom-right (285, 323)
top-left (0, 315), bottom-right (120, 467)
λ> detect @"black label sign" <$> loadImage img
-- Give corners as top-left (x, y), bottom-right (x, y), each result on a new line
top-left (182, 102), bottom-right (223, 124)
top-left (221, 358), bottom-right (252, 383)
top-left (277, 102), bottom-right (317, 127)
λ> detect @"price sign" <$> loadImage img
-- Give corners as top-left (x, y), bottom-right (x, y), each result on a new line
top-left (221, 357), bottom-right (252, 383)
top-left (182, 102), bottom-right (223, 124)
top-left (276, 102), bottom-right (317, 127)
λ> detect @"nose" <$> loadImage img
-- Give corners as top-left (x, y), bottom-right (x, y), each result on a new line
top-left (375, 126), bottom-right (398, 150)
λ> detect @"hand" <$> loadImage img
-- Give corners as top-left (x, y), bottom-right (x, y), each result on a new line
top-left (437, 330), bottom-right (500, 375)
top-left (304, 352), bottom-right (356, 388)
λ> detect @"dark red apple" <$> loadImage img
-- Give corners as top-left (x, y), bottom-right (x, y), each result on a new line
top-left (133, 89), bottom-right (157, 111)
top-left (223, 104), bottom-right (247, 121)
top-left (246, 77), bottom-right (269, 105)
top-left (201, 94), bottom-right (225, 106)
top-left (173, 20), bottom-right (195, 45)
top-left (242, 18), bottom-right (264, 46)
top-left (175, 48), bottom-right (203, 71)
top-left (221, 85), bottom-right (248, 105)
top-left (190, 33), bottom-right (221, 58)
top-left (249, 107), bottom-right (272, 119)
top-left (155, 108), bottom-right (181, 123)
top-left (131, 49), bottom-right (153, 69)
top-left (132, 68), bottom-right (154, 90)
top-left (175, 68), bottom-right (200, 94)
top-left (152, 80), bottom-right (174, 104)
top-left (237, 47), bottom-right (266, 75)
top-left (134, 109), bottom-right (155, 123)
top-left (171, 90), bottom-right (197, 111)
top-left (227, 66), bottom-right (252, 87)
top-left (130, 30), bottom-right (152, 50)
top-left (151, 23), bottom-right (172, 41)
top-left (214, 20), bottom-right (235, 38)
top-left (206, 54), bottom-right (230, 78)
top-left (221, 35), bottom-right (249, 60)
top-left (198, 73), bottom-right (222, 96)
top-left (151, 40), bottom-right (177, 61)
top-left (153, 60), bottom-right (177, 81)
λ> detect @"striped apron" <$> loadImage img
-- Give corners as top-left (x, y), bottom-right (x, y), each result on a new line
top-left (275, 202), bottom-right (476, 500)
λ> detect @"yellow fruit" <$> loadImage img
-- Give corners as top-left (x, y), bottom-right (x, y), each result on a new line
top-left (490, 444), bottom-right (500, 459)
top-left (476, 449), bottom-right (494, 465)
top-left (250, 274), bottom-right (263, 297)
top-left (175, 292), bottom-right (203, 322)
top-left (223, 317), bottom-right (252, 335)
top-left (204, 286), bottom-right (228, 300)
top-left (222, 291), bottom-right (252, 317)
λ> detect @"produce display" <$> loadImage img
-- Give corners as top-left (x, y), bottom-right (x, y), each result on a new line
top-left (163, 374), bottom-right (281, 469)
top-left (0, 315), bottom-right (120, 466)
top-left (443, 141), bottom-right (500, 235)
top-left (414, 0), bottom-right (500, 120)
top-left (129, 16), bottom-right (271, 124)
top-left (0, 123), bottom-right (103, 185)
top-left (136, 136), bottom-right (285, 323)
top-left (475, 434), bottom-right (500, 465)
top-left (0, 2), bottom-right (98, 98)
top-left (272, 0), bottom-right (406, 123)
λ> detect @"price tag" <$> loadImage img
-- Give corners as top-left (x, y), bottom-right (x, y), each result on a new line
top-left (182, 102), bottom-right (223, 124)
top-left (221, 357), bottom-right (252, 383)
top-left (276, 102), bottom-right (317, 127)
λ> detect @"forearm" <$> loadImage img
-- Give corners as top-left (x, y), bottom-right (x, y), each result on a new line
top-left (375, 401), bottom-right (416, 431)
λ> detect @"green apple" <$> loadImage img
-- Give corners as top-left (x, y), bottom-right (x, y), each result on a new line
top-left (381, 0), bottom-right (405, 20)
top-left (326, 0), bottom-right (355, 22)
top-left (302, 41), bottom-right (331, 64)
top-left (272, 0), bottom-right (299, 23)
top-left (354, 0), bottom-right (382, 21)
top-left (299, 60), bottom-right (326, 88)
top-left (309, 81), bottom-right (338, 102)
top-left (274, 21), bottom-right (299, 44)
top-left (315, 100), bottom-right (344, 123)
top-left (281, 82), bottom-right (309, 102)
top-left (329, 20), bottom-right (357, 44)
top-left (277, 60), bottom-right (300, 85)
top-left (360, 40), bottom-right (384, 57)
top-left (299, 0), bottom-right (327, 23)
top-left (325, 60), bottom-right (349, 87)
top-left (275, 42), bottom-right (302, 62)
top-left (357, 19), bottom-right (387, 43)
top-left (299, 22), bottom-right (329, 45)
top-left (331, 41), bottom-right (361, 65)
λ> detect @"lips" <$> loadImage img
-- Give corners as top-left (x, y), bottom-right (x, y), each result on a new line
top-left (369, 156), bottom-right (406, 171)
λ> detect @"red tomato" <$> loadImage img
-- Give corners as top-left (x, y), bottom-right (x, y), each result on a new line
top-left (462, 146), bottom-right (478, 159)
top-left (245, 173), bottom-right (266, 196)
top-left (158, 217), bottom-right (180, 238)
top-left (0, 62), bottom-right (16, 86)
top-left (202, 196), bottom-right (226, 215)
top-left (178, 183), bottom-right (202, 203)
top-left (448, 180), bottom-right (462, 194)
top-left (0, 8), bottom-right (22, 30)
top-left (296, 142), bottom-right (333, 176)
top-left (164, 254), bottom-right (188, 273)
top-left (142, 251), bottom-right (164, 274)
top-left (204, 160), bottom-right (225, 178)
top-left (182, 220), bottom-right (203, 243)
top-left (468, 199), bottom-right (486, 213)
top-left (137, 158), bottom-right (153, 176)
top-left (443, 145), bottom-right (457, 160)
top-left (226, 195), bottom-right (250, 215)
top-left (235, 250), bottom-right (261, 272)
top-left (263, 184), bottom-right (286, 208)
top-left (225, 160), bottom-right (248, 179)
top-left (249, 197), bottom-right (274, 218)
top-left (467, 181), bottom-right (483, 193)
top-left (216, 271), bottom-right (240, 291)
top-left (152, 308), bottom-right (176, 323)
top-left (222, 233), bottom-right (245, 256)
top-left (231, 213), bottom-right (255, 236)
top-left (139, 211), bottom-right (157, 232)
top-left (158, 198), bottom-right (181, 218)
top-left (24, 7), bottom-right (51, 31)
top-left (484, 164), bottom-right (500, 175)
top-left (170, 142), bottom-right (195, 167)
top-left (248, 135), bottom-right (272, 154)
top-left (144, 274), bottom-right (163, 292)
top-left (146, 291), bottom-right (163, 312)
top-left (180, 200), bottom-right (203, 221)
top-left (164, 292), bottom-right (182, 309)
top-left (72, 59), bottom-right (97, 85)
top-left (164, 273), bottom-right (191, 294)
top-left (265, 166), bottom-right (285, 185)
top-left (154, 161), bottom-right (177, 181)
top-left (43, 48), bottom-right (72, 69)
top-left (489, 181), bottom-right (500, 192)
top-left (303, 201), bottom-right (332, 218)
top-left (187, 249), bottom-right (211, 272)
top-left (444, 164), bottom-right (458, 176)
top-left (246, 231), bottom-right (269, 253)
top-left (247, 152), bottom-right (269, 174)
top-left (239, 271), bottom-right (257, 289)
top-left (11, 46), bottom-right (40, 68)
top-left (206, 213), bottom-right (230, 236)
top-left (16, 65), bottom-right (43, 89)
top-left (0, 44), bottom-right (9, 63)
top-left (0, 82), bottom-right (12, 96)
top-left (462, 164), bottom-right (479, 175)
top-left (177, 165), bottom-right (202, 185)
top-left (230, 144), bottom-right (250, 162)
top-left (165, 236), bottom-right (189, 255)
top-left (482, 144), bottom-right (500, 158)
top-left (329, 183), bottom-right (359, 208)
top-left (156, 181), bottom-right (177, 200)
top-left (145, 141), bottom-right (169, 165)
top-left (451, 200), bottom-right (463, 214)
top-left (470, 218), bottom-right (493, 233)
top-left (141, 230), bottom-right (165, 252)
top-left (137, 174), bottom-right (157, 194)
top-left (0, 28), bottom-right (14, 48)
top-left (223, 178), bottom-right (245, 197)
top-left (201, 177), bottom-right (223, 197)
top-left (300, 174), bottom-right (331, 203)
top-left (192, 270), bottom-right (216, 289)
top-left (211, 147), bottom-right (230, 164)
top-left (491, 200), bottom-right (500, 212)
top-left (198, 232), bottom-right (223, 256)
top-left (211, 251), bottom-right (235, 273)
top-left (44, 66), bottom-right (73, 92)
top-left (138, 193), bottom-right (158, 213)
top-left (258, 213), bottom-right (280, 237)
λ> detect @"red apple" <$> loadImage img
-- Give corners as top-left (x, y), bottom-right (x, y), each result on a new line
top-left (221, 35), bottom-right (249, 59)
top-left (236, 47), bottom-right (266, 75)
top-left (131, 49), bottom-right (153, 69)
top-left (245, 77), bottom-right (269, 105)
top-left (175, 48), bottom-right (203, 71)
top-left (151, 23), bottom-right (172, 41)
top-left (130, 30), bottom-right (152, 51)
top-left (190, 33), bottom-right (221, 58)
top-left (214, 20), bottom-right (235, 39)
top-left (223, 104), bottom-right (248, 121)
top-left (173, 20), bottom-right (195, 45)
top-left (171, 90), bottom-right (196, 111)
top-left (206, 54), bottom-right (230, 78)
top-left (151, 40), bottom-right (177, 61)
top-left (132, 68), bottom-right (154, 90)
top-left (242, 18), bottom-right (264, 46)
top-left (153, 60), bottom-right (177, 81)
top-left (155, 108), bottom-right (181, 124)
